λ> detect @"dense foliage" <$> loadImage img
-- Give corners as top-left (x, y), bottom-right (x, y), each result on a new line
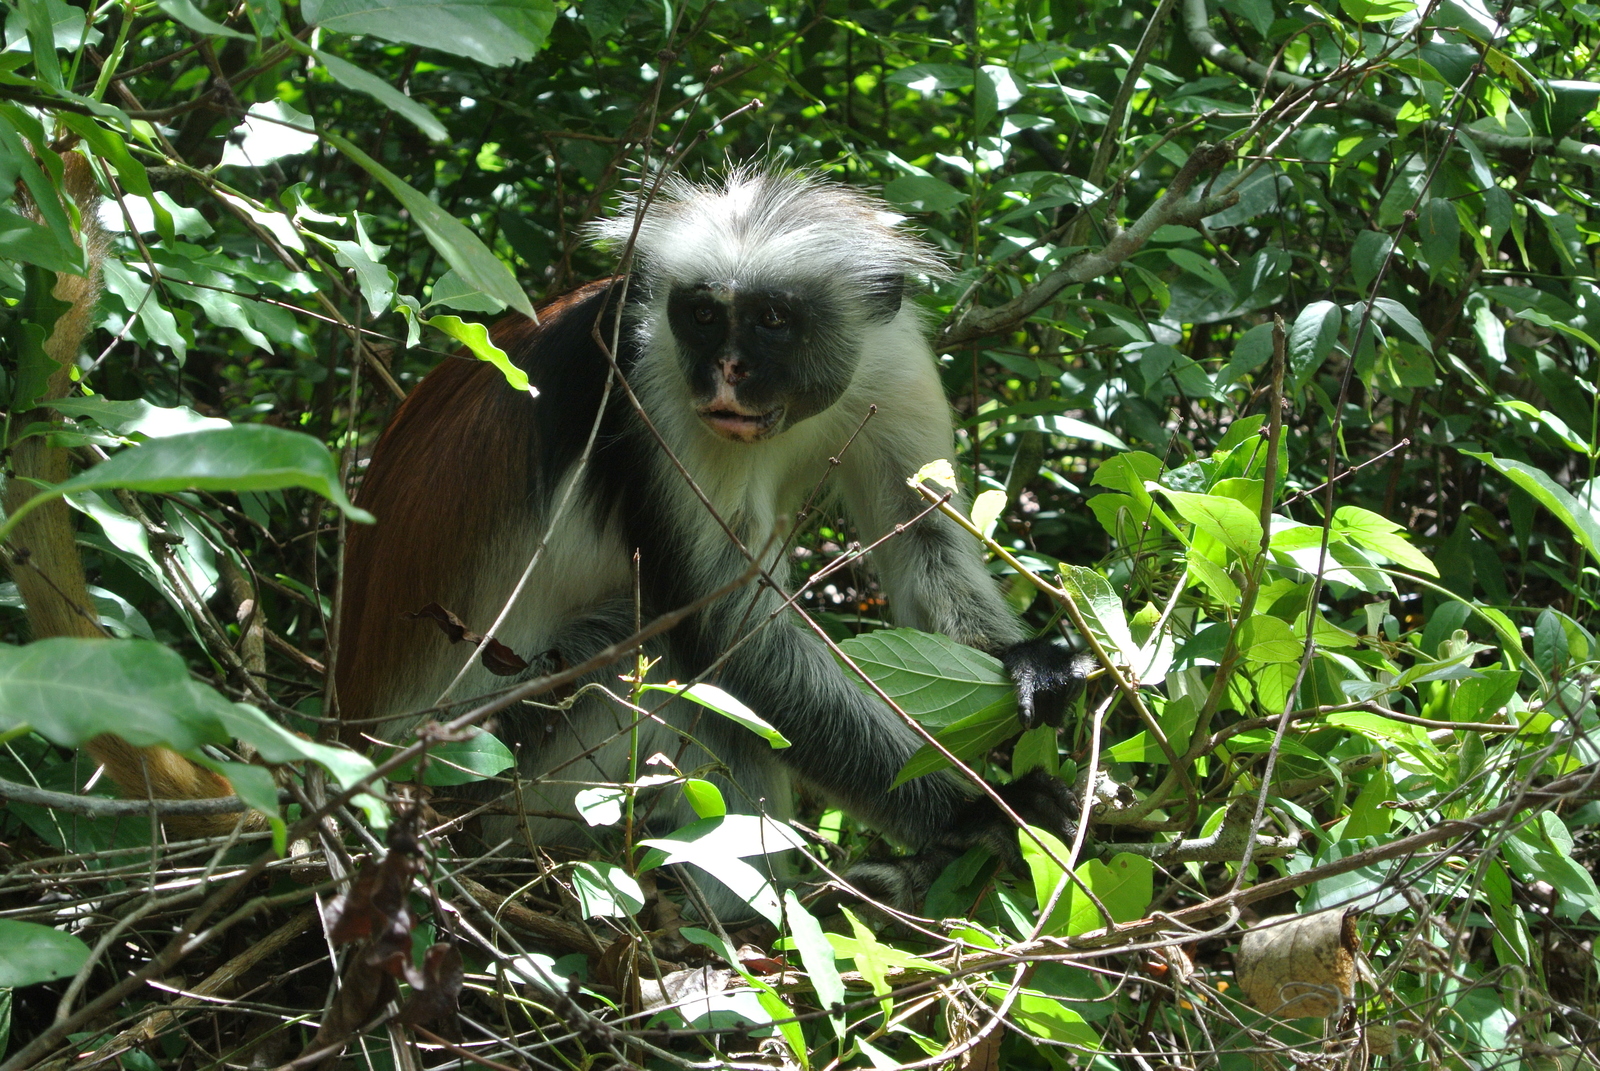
top-left (1, 0), bottom-right (1598, 1067)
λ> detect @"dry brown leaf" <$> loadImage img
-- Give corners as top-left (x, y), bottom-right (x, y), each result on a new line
top-left (1235, 908), bottom-right (1360, 1018)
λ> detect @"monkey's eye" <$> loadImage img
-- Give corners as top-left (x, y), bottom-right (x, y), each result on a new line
top-left (693, 305), bottom-right (717, 325)
top-left (760, 308), bottom-right (789, 330)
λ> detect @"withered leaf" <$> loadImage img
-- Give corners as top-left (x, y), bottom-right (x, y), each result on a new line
top-left (326, 849), bottom-right (421, 945)
top-left (638, 965), bottom-right (734, 1013)
top-left (398, 943), bottom-right (465, 1025)
top-left (1235, 908), bottom-right (1361, 1019)
top-left (404, 602), bottom-right (529, 675)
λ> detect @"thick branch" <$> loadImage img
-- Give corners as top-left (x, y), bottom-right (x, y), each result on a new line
top-left (938, 143), bottom-right (1237, 348)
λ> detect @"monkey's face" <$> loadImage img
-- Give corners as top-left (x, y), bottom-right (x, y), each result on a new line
top-left (667, 283), bottom-right (854, 443)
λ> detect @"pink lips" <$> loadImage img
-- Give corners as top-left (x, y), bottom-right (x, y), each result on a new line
top-left (698, 405), bottom-right (782, 441)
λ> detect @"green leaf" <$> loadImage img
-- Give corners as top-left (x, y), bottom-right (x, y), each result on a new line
top-left (571, 861), bottom-right (645, 918)
top-left (1288, 300), bottom-right (1341, 386)
top-left (1019, 827), bottom-right (1153, 936)
top-left (1417, 198), bottom-right (1461, 279)
top-left (836, 628), bottom-right (1014, 728)
top-left (303, 0), bottom-right (556, 67)
top-left (0, 920), bottom-right (90, 987)
top-left (1463, 451), bottom-right (1600, 568)
top-left (893, 702), bottom-right (1019, 786)
top-left (1371, 297), bottom-right (1433, 352)
top-left (882, 175), bottom-right (968, 213)
top-left (1166, 248), bottom-right (1234, 299)
top-left (682, 778), bottom-right (726, 818)
top-left (218, 101), bottom-right (319, 167)
top-left (388, 729), bottom-right (515, 785)
top-left (0, 638), bottom-right (230, 751)
top-left (1338, 0), bottom-right (1415, 24)
top-left (427, 269), bottom-right (507, 313)
top-left (783, 891), bottom-right (846, 1034)
top-left (48, 397), bottom-right (230, 439)
top-left (322, 132), bottom-right (535, 319)
top-left (1350, 230), bottom-right (1393, 292)
top-left (312, 47), bottom-right (447, 141)
top-left (425, 315), bottom-right (529, 392)
top-left (985, 986), bottom-right (1102, 1047)
top-left (638, 815), bottom-right (805, 925)
top-left (579, 0), bottom-right (634, 41)
top-left (1059, 565), bottom-right (1137, 665)
top-left (1154, 487), bottom-right (1264, 561)
top-left (640, 681), bottom-right (791, 747)
top-left (1332, 505), bottom-right (1439, 575)
top-left (1, 426), bottom-right (372, 544)
top-left (157, 0), bottom-right (251, 36)
top-left (1012, 723), bottom-right (1059, 777)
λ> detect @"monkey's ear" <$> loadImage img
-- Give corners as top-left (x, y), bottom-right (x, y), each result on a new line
top-left (864, 274), bottom-right (905, 322)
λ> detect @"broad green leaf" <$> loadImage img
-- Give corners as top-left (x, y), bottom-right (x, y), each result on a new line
top-left (1, 426), bottom-right (371, 544)
top-left (682, 778), bottom-right (726, 818)
top-left (387, 729), bottom-right (514, 785)
top-left (1463, 451), bottom-right (1600, 568)
top-left (157, 0), bottom-right (251, 37)
top-left (883, 175), bottom-right (967, 212)
top-left (0, 638), bottom-right (231, 750)
top-left (1012, 723), bottom-right (1059, 777)
top-left (893, 702), bottom-right (1019, 786)
top-left (783, 891), bottom-right (846, 1035)
top-left (640, 681), bottom-right (791, 747)
top-left (49, 397), bottom-right (230, 439)
top-left (313, 47), bottom-right (447, 141)
top-left (1154, 487), bottom-right (1263, 561)
top-left (1235, 614), bottom-right (1299, 662)
top-left (579, 0), bottom-right (634, 41)
top-left (1350, 230), bottom-right (1393, 292)
top-left (1288, 300), bottom-right (1341, 386)
top-left (322, 132), bottom-right (534, 319)
top-left (1417, 199), bottom-right (1460, 280)
top-left (1339, 0), bottom-right (1415, 21)
top-left (1166, 248), bottom-right (1234, 298)
top-left (427, 269), bottom-right (507, 313)
top-left (0, 920), bottom-right (90, 987)
top-left (1060, 565), bottom-right (1137, 665)
top-left (638, 815), bottom-right (803, 924)
top-left (426, 314), bottom-right (529, 392)
top-left (1371, 297), bottom-right (1433, 351)
top-left (571, 861), bottom-right (645, 918)
top-left (971, 488), bottom-right (1006, 538)
top-left (219, 101), bottom-right (319, 168)
top-left (1020, 827), bottom-right (1153, 936)
top-left (985, 986), bottom-right (1102, 1047)
top-left (1333, 505), bottom-right (1438, 575)
top-left (304, 0), bottom-right (556, 67)
top-left (327, 237), bottom-right (397, 315)
top-left (837, 628), bottom-right (1013, 728)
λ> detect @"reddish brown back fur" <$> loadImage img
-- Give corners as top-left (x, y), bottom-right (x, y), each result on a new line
top-left (336, 283), bottom-right (612, 744)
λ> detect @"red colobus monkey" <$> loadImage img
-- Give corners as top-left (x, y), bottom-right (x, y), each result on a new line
top-left (337, 170), bottom-right (1091, 907)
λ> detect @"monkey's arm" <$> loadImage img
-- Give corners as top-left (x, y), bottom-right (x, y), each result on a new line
top-left (835, 340), bottom-right (1091, 728)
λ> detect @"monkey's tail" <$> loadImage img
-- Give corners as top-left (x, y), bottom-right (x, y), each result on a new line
top-left (5, 151), bottom-right (247, 838)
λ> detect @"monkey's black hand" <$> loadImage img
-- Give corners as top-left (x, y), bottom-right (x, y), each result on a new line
top-left (1000, 637), bottom-right (1095, 729)
top-left (955, 769), bottom-right (1078, 861)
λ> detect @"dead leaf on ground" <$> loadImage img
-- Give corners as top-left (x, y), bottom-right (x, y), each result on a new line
top-left (1236, 908), bottom-right (1360, 1018)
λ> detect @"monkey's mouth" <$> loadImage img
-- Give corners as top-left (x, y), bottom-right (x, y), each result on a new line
top-left (698, 404), bottom-right (784, 442)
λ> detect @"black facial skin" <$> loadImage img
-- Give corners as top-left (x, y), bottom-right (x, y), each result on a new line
top-left (666, 283), bottom-right (875, 438)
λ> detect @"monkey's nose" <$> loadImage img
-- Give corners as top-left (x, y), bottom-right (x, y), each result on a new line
top-left (720, 358), bottom-right (749, 385)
